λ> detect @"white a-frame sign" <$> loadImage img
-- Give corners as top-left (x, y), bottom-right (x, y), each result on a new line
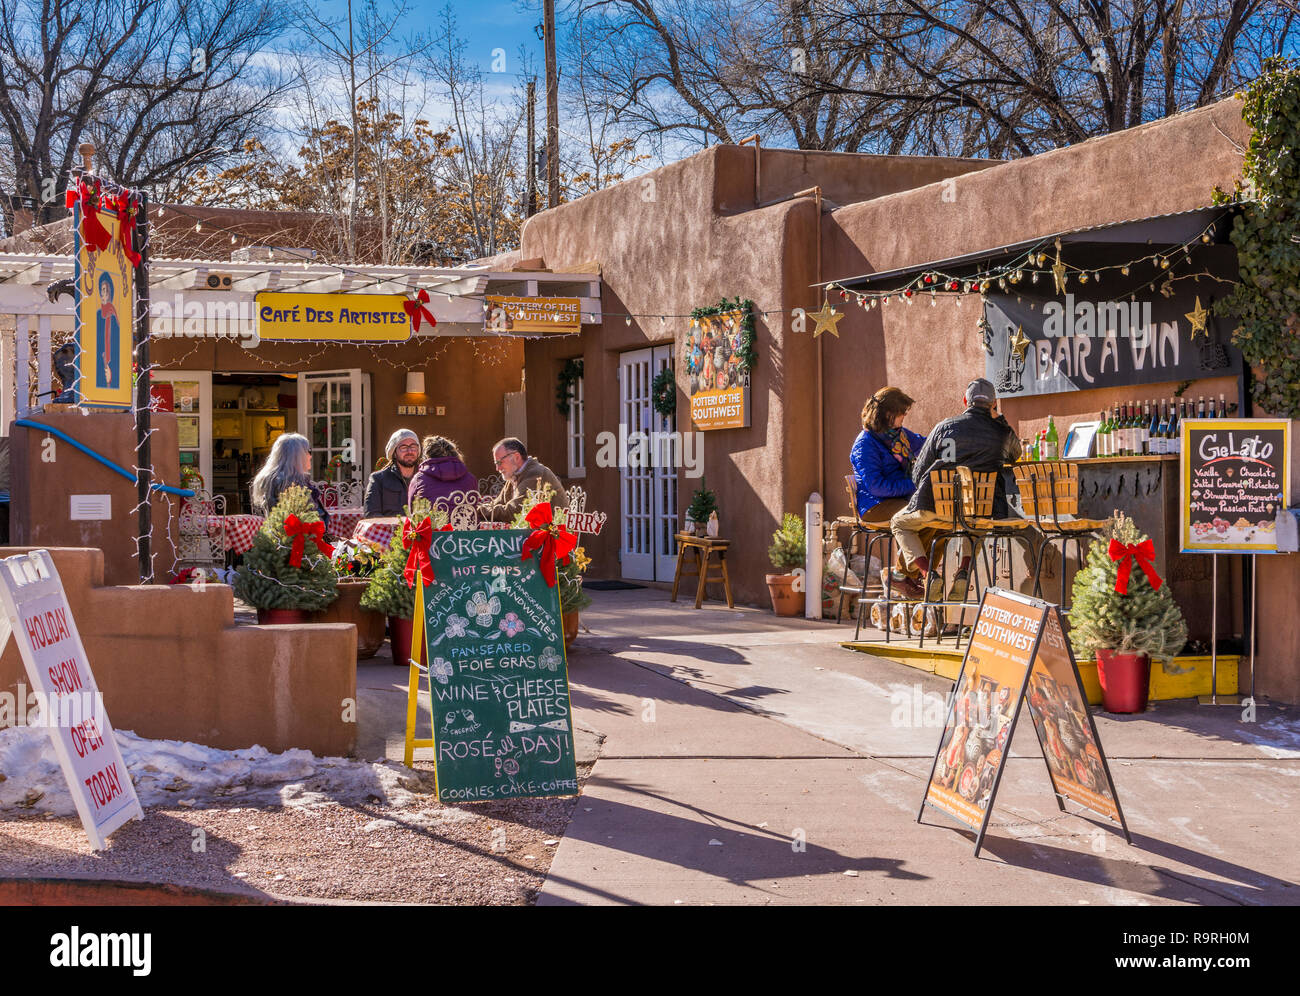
top-left (0, 550), bottom-right (142, 849)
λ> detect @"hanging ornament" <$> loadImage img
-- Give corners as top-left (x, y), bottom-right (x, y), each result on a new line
top-left (808, 300), bottom-right (844, 338)
top-left (1121, 265), bottom-right (1130, 276)
top-left (976, 315), bottom-right (993, 355)
top-left (1184, 296), bottom-right (1210, 339)
top-left (1008, 324), bottom-right (1031, 363)
top-left (1079, 272), bottom-right (1089, 285)
top-left (1031, 271), bottom-right (1039, 284)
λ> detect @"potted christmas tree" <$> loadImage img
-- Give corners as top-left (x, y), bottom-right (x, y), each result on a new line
top-left (361, 499), bottom-right (444, 666)
top-left (511, 485), bottom-right (590, 647)
top-left (233, 485), bottom-right (339, 624)
top-left (1070, 514), bottom-right (1188, 713)
top-left (766, 512), bottom-right (806, 616)
top-left (685, 481), bottom-right (718, 537)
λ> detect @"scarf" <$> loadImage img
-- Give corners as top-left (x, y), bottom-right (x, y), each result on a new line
top-left (884, 427), bottom-right (912, 468)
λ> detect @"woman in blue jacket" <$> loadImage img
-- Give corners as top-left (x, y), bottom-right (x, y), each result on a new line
top-left (850, 386), bottom-right (928, 596)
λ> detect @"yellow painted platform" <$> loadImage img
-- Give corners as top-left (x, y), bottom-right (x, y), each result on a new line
top-left (841, 639), bottom-right (1239, 704)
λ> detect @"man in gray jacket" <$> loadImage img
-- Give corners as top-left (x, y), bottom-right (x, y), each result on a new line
top-left (482, 437), bottom-right (568, 522)
top-left (364, 429), bottom-right (420, 517)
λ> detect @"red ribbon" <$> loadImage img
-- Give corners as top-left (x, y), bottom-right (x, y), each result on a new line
top-left (520, 502), bottom-right (577, 588)
top-left (402, 518), bottom-right (452, 588)
top-left (284, 513), bottom-right (333, 567)
top-left (114, 191), bottom-right (141, 267)
top-left (75, 179), bottom-right (113, 252)
top-left (1108, 538), bottom-right (1161, 595)
top-left (403, 289), bottom-right (437, 332)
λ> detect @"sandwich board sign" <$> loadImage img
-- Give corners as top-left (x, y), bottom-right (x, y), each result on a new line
top-left (403, 530), bottom-right (579, 802)
top-left (918, 587), bottom-right (1130, 856)
top-left (0, 550), bottom-right (142, 849)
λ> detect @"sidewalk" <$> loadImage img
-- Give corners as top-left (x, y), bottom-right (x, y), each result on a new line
top-left (537, 588), bottom-right (1300, 905)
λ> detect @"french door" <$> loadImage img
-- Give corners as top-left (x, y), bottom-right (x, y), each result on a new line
top-left (151, 370), bottom-right (212, 491)
top-left (297, 370), bottom-right (371, 486)
top-left (619, 346), bottom-right (679, 581)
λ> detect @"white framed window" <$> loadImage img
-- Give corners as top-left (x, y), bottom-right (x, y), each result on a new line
top-left (566, 370), bottom-right (585, 478)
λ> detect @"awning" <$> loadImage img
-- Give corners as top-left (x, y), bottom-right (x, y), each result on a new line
top-left (820, 205), bottom-right (1241, 293)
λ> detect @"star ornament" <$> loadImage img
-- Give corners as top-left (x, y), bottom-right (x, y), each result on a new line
top-left (1008, 325), bottom-right (1031, 362)
top-left (1185, 296), bottom-right (1210, 339)
top-left (809, 301), bottom-right (844, 338)
top-left (1051, 251), bottom-right (1068, 295)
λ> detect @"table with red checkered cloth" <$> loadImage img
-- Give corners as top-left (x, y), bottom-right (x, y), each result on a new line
top-left (206, 514), bottom-right (265, 554)
top-left (326, 507), bottom-right (365, 542)
top-left (353, 517), bottom-right (400, 549)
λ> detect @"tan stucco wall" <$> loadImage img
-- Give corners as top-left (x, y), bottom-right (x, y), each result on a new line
top-left (0, 547), bottom-right (356, 754)
top-left (9, 412), bottom-right (180, 585)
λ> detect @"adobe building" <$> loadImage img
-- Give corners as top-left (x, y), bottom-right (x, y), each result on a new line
top-left (516, 97), bottom-right (1300, 703)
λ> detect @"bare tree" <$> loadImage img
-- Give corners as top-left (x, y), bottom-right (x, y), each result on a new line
top-left (0, 0), bottom-right (295, 233)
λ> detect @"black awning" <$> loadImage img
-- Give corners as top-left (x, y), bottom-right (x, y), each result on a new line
top-left (822, 205), bottom-right (1240, 292)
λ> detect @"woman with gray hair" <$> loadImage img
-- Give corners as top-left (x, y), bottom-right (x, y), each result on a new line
top-left (250, 432), bottom-right (329, 524)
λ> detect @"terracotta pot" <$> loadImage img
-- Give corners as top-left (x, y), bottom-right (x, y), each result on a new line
top-left (563, 610), bottom-right (579, 648)
top-left (256, 608), bottom-right (311, 625)
top-left (313, 580), bottom-right (386, 659)
top-left (389, 615), bottom-right (414, 668)
top-left (1095, 649), bottom-right (1151, 713)
top-left (765, 573), bottom-right (805, 617)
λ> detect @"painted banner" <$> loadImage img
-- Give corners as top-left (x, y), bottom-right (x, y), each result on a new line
top-left (0, 551), bottom-right (143, 850)
top-left (255, 292), bottom-right (412, 342)
top-left (1181, 418), bottom-right (1290, 552)
top-left (983, 253), bottom-right (1241, 398)
top-left (684, 310), bottom-right (750, 430)
top-left (920, 588), bottom-right (1129, 855)
top-left (485, 295), bottom-right (581, 334)
top-left (417, 529), bottom-right (579, 802)
top-left (74, 201), bottom-right (135, 407)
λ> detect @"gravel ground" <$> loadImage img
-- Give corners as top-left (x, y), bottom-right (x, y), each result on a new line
top-left (0, 756), bottom-right (596, 905)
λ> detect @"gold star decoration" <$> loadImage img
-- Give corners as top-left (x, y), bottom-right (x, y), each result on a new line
top-left (1185, 296), bottom-right (1210, 339)
top-left (1051, 251), bottom-right (1068, 295)
top-left (1008, 325), bottom-right (1031, 362)
top-left (809, 301), bottom-right (844, 338)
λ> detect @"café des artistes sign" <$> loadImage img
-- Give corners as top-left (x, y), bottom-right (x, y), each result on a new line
top-left (983, 275), bottom-right (1241, 398)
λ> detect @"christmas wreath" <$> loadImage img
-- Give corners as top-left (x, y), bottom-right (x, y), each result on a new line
top-left (651, 367), bottom-right (676, 416)
top-left (556, 357), bottom-right (584, 417)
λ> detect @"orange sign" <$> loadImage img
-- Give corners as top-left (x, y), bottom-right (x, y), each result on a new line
top-left (485, 296), bottom-right (581, 334)
top-left (920, 588), bottom-right (1128, 855)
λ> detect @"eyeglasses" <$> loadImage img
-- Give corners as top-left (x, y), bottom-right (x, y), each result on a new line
top-left (494, 454), bottom-right (511, 468)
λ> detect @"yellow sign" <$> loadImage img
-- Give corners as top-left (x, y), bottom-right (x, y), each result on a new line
top-left (255, 292), bottom-right (412, 342)
top-left (684, 310), bottom-right (750, 430)
top-left (485, 295), bottom-right (581, 334)
top-left (76, 205), bottom-right (134, 408)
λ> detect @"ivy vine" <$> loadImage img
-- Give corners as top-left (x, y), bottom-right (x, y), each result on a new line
top-left (556, 357), bottom-right (583, 417)
top-left (1213, 57), bottom-right (1300, 417)
top-left (690, 297), bottom-right (757, 373)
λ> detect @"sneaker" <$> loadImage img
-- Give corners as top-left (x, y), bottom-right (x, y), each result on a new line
top-left (882, 568), bottom-right (924, 600)
top-left (947, 569), bottom-right (970, 604)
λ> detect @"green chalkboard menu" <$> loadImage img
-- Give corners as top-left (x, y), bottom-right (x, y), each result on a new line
top-left (1180, 419), bottom-right (1290, 553)
top-left (418, 529), bottom-right (579, 802)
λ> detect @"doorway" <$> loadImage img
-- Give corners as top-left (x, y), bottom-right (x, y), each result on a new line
top-left (619, 345), bottom-right (679, 581)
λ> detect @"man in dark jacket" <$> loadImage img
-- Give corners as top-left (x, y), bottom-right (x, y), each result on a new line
top-left (364, 428), bottom-right (420, 517)
top-left (890, 378), bottom-right (1022, 599)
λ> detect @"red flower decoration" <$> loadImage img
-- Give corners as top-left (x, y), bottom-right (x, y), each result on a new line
top-left (520, 502), bottom-right (578, 587)
top-left (284, 513), bottom-right (333, 567)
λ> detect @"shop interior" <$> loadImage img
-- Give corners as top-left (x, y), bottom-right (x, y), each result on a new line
top-left (205, 373), bottom-right (294, 514)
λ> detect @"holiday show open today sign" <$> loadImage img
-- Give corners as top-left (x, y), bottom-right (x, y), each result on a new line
top-left (919, 588), bottom-right (1128, 856)
top-left (412, 529), bottom-right (579, 802)
top-left (0, 551), bottom-right (142, 850)
top-left (255, 292), bottom-right (412, 342)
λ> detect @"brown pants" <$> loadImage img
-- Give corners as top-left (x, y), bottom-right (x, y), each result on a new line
top-left (886, 503), bottom-right (950, 575)
top-left (860, 498), bottom-right (944, 574)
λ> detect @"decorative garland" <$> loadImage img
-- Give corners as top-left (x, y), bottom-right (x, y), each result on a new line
top-left (690, 297), bottom-right (757, 373)
top-left (651, 367), bottom-right (676, 416)
top-left (1213, 57), bottom-right (1300, 417)
top-left (555, 357), bottom-right (583, 417)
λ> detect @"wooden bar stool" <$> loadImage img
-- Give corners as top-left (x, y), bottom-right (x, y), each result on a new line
top-left (1012, 460), bottom-right (1109, 609)
top-left (841, 475), bottom-right (899, 639)
top-left (671, 533), bottom-right (735, 609)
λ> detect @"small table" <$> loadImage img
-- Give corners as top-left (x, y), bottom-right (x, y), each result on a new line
top-left (671, 533), bottom-right (734, 609)
top-left (353, 516), bottom-right (400, 550)
top-left (326, 507), bottom-right (365, 542)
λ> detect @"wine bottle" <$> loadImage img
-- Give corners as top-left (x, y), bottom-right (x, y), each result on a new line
top-left (1219, 392), bottom-right (1228, 418)
top-left (1149, 401), bottom-right (1163, 456)
top-left (1122, 403), bottom-right (1134, 456)
top-left (1197, 395), bottom-right (1207, 419)
top-left (1044, 415), bottom-right (1059, 461)
top-left (1139, 400), bottom-right (1151, 455)
top-left (1097, 411), bottom-right (1108, 458)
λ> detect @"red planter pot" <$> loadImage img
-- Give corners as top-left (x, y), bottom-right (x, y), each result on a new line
top-left (765, 574), bottom-right (805, 617)
top-left (1095, 649), bottom-right (1152, 713)
top-left (562, 610), bottom-right (579, 649)
top-left (389, 615), bottom-right (414, 668)
top-left (256, 608), bottom-right (311, 625)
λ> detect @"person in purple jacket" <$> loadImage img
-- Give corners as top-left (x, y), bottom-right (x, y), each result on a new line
top-left (408, 436), bottom-right (479, 512)
top-left (849, 386), bottom-right (930, 599)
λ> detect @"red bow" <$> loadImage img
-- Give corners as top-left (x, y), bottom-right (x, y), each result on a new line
top-left (403, 289), bottom-right (437, 332)
top-left (520, 502), bottom-right (578, 588)
top-left (402, 517), bottom-right (452, 588)
top-left (75, 179), bottom-right (113, 253)
top-left (284, 513), bottom-right (333, 567)
top-left (114, 191), bottom-right (141, 267)
top-left (1108, 538), bottom-right (1161, 595)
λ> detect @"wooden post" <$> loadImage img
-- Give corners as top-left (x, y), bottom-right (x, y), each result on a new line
top-left (543, 0), bottom-right (559, 209)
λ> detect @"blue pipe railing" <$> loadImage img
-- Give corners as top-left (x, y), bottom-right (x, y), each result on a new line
top-left (13, 418), bottom-right (195, 497)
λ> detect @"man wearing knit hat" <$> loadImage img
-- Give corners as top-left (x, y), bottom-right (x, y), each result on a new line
top-left (364, 428), bottom-right (420, 516)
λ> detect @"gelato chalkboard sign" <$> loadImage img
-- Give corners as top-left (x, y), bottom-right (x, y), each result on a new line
top-left (1180, 419), bottom-right (1290, 553)
top-left (417, 529), bottom-right (579, 802)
